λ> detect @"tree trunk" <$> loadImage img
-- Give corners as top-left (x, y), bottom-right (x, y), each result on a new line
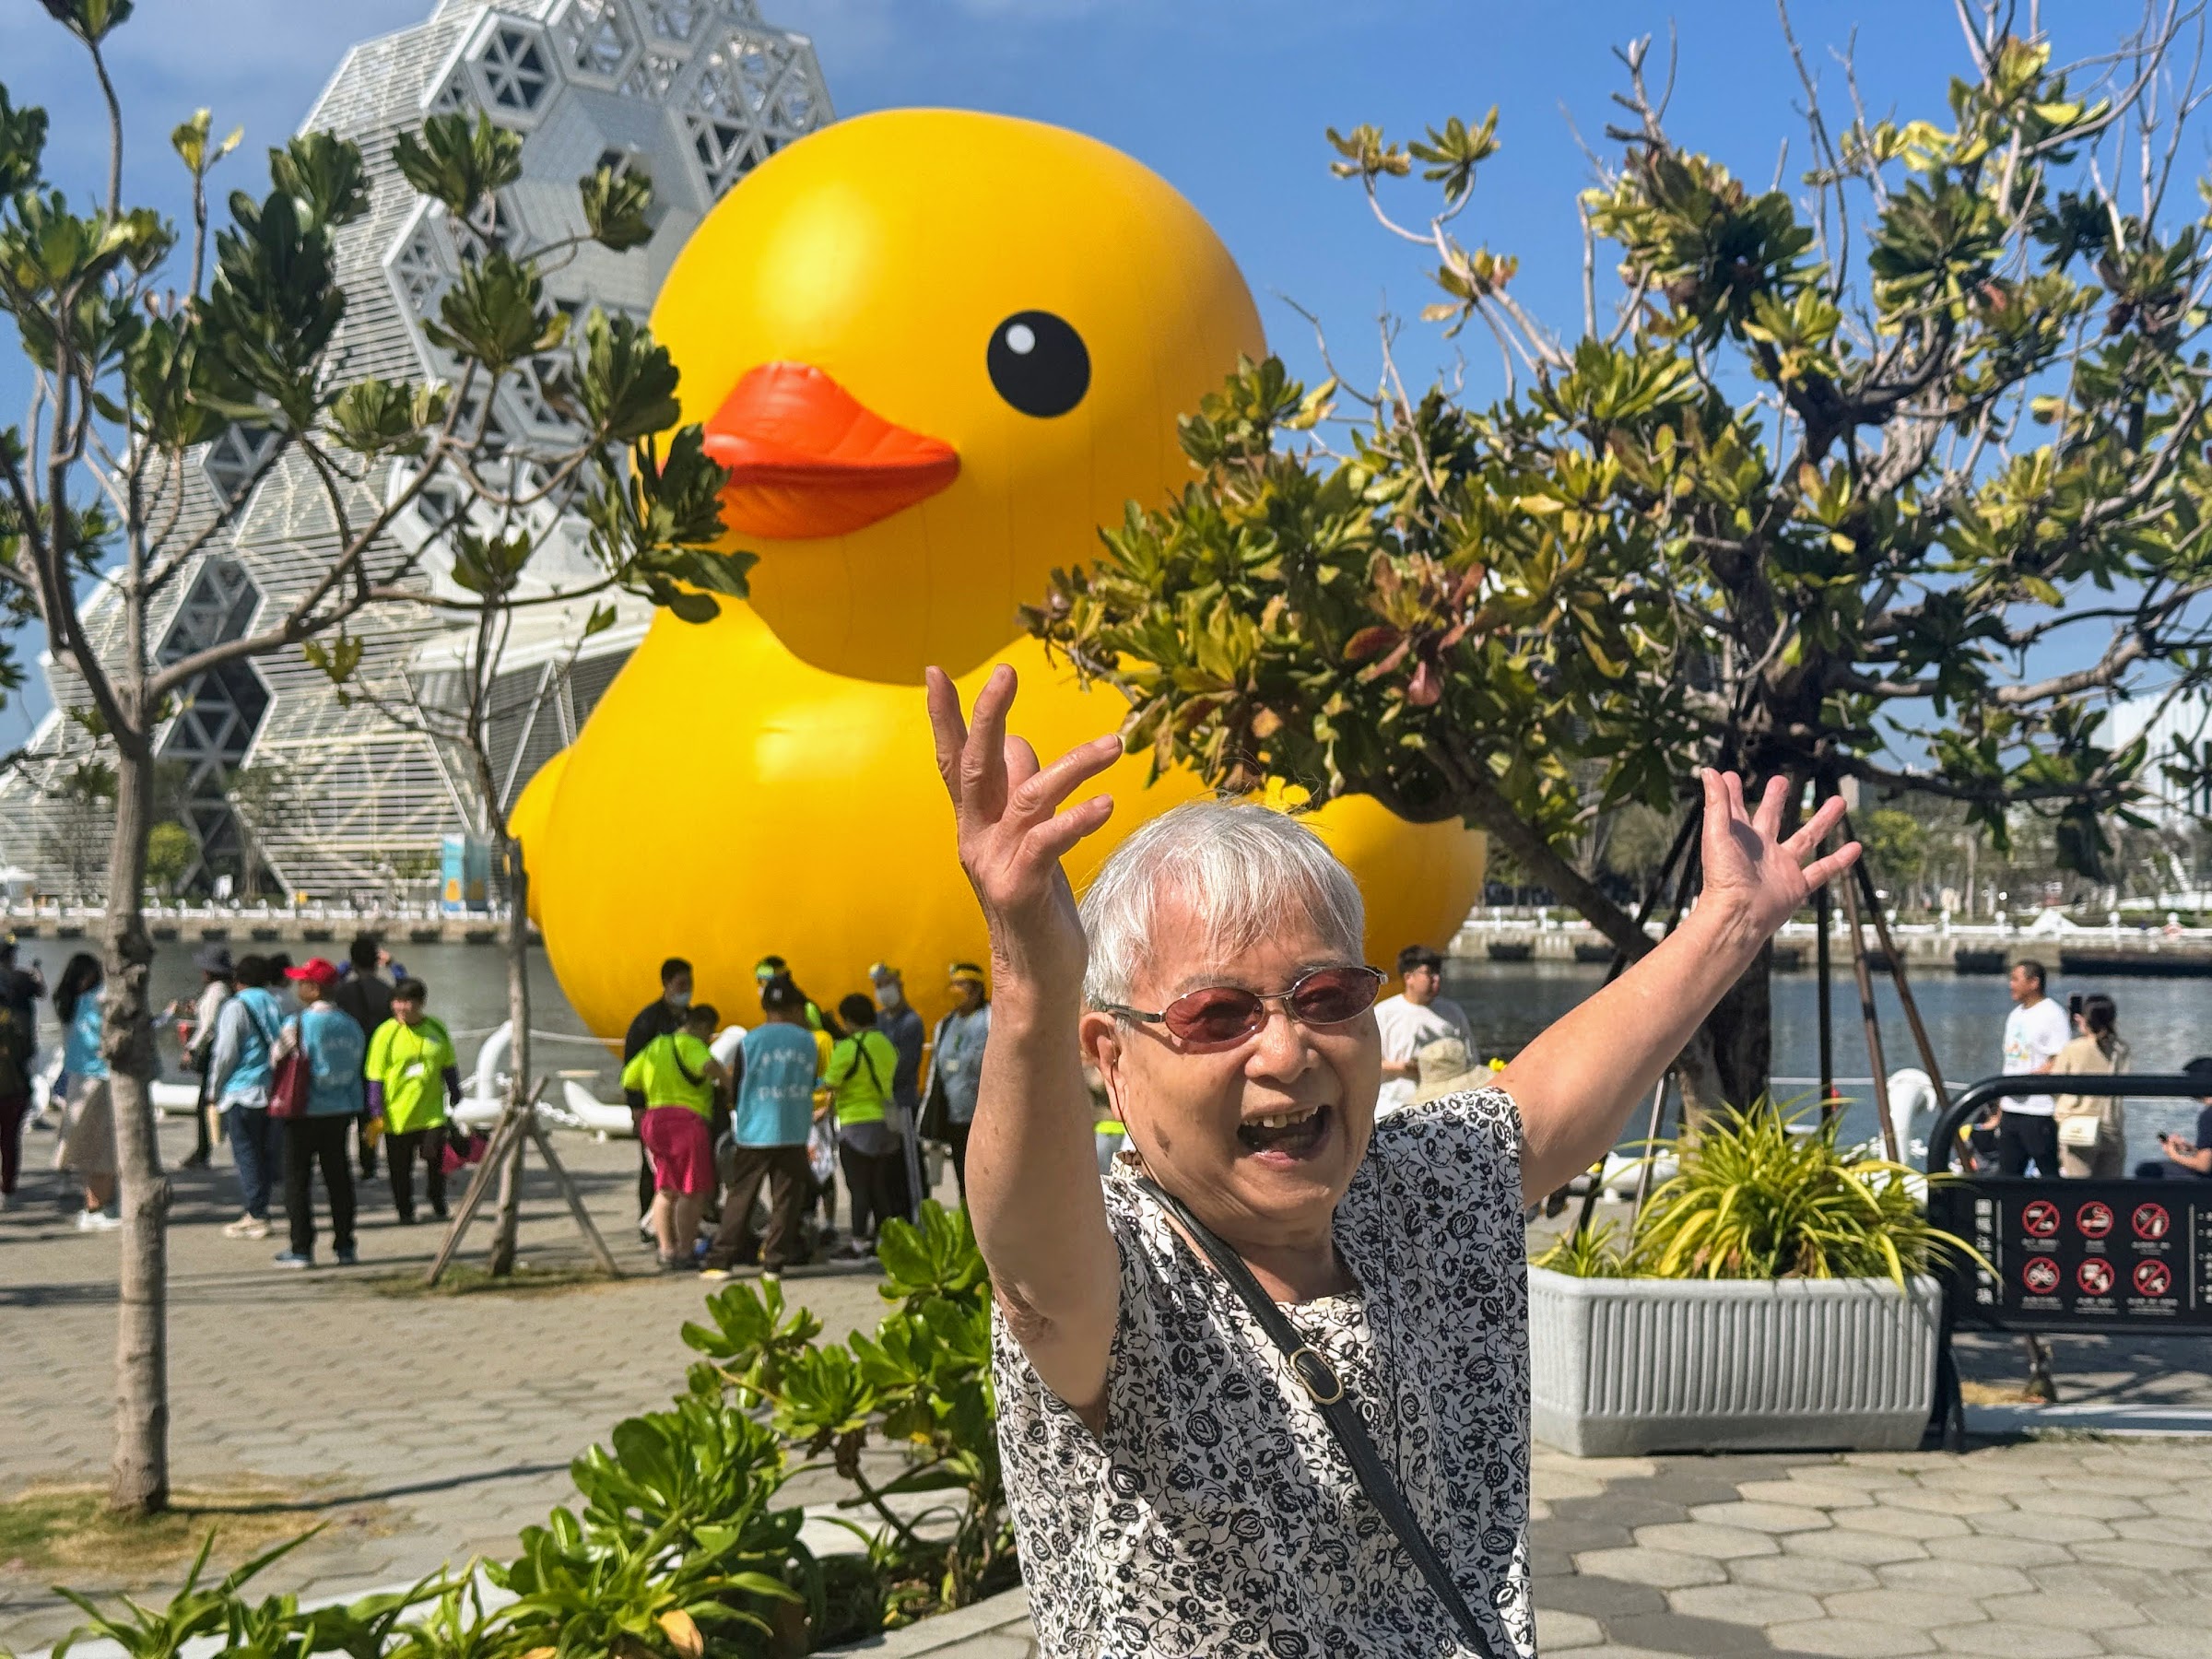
top-left (1675, 945), bottom-right (1775, 1119)
top-left (102, 739), bottom-right (170, 1515)
top-left (487, 836), bottom-right (531, 1277)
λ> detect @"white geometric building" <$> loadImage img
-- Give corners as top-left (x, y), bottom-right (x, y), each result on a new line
top-left (0, 0), bottom-right (830, 900)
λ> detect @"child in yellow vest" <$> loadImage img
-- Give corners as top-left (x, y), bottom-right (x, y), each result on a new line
top-left (364, 978), bottom-right (462, 1224)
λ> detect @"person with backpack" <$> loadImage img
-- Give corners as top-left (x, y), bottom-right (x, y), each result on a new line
top-left (53, 953), bottom-right (120, 1231)
top-left (826, 993), bottom-right (907, 1258)
top-left (364, 977), bottom-right (462, 1225)
top-left (273, 958), bottom-right (368, 1268)
top-left (208, 955), bottom-right (287, 1239)
top-left (621, 1000), bottom-right (729, 1270)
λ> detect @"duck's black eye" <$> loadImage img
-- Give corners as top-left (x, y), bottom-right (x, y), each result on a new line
top-left (987, 310), bottom-right (1088, 418)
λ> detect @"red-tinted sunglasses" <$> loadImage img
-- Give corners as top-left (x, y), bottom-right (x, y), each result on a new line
top-left (1102, 965), bottom-right (1386, 1049)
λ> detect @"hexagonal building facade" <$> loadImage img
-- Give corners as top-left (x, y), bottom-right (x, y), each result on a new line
top-left (0, 0), bottom-right (830, 901)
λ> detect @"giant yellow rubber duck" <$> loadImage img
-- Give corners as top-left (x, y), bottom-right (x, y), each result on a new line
top-left (515, 110), bottom-right (1484, 1037)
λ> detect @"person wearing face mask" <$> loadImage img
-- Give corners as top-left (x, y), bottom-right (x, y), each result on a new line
top-left (623, 958), bottom-right (693, 1236)
top-left (868, 962), bottom-right (926, 1218)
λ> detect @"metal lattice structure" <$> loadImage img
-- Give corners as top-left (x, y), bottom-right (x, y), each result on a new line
top-left (0, 0), bottom-right (831, 900)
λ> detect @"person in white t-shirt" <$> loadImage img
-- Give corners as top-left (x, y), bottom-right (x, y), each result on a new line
top-left (1998, 959), bottom-right (2071, 1177)
top-left (1373, 945), bottom-right (1477, 1114)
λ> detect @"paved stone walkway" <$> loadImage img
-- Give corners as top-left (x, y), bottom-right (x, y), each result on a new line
top-left (7, 1111), bottom-right (2212, 1656)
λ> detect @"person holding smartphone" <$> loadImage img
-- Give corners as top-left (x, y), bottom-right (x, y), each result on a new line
top-left (2142, 1054), bottom-right (2212, 1178)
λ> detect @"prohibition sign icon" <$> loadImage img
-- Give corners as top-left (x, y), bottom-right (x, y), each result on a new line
top-left (2077, 1257), bottom-right (2116, 1297)
top-left (2134, 1259), bottom-right (2172, 1298)
top-left (2076, 1200), bottom-right (2114, 1239)
top-left (2133, 1202), bottom-right (2172, 1241)
top-left (2022, 1256), bottom-right (2061, 1295)
top-left (2022, 1199), bottom-right (2061, 1239)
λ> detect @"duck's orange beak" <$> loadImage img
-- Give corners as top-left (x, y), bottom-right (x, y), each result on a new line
top-left (700, 362), bottom-right (959, 540)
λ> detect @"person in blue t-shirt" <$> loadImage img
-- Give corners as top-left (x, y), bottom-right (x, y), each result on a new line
top-left (207, 954), bottom-right (289, 1239)
top-left (273, 959), bottom-right (368, 1269)
top-left (700, 979), bottom-right (820, 1280)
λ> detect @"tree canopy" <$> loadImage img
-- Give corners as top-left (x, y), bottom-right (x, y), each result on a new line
top-left (1030, 8), bottom-right (2212, 1103)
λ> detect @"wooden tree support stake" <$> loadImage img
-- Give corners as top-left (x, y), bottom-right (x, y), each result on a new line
top-left (423, 1077), bottom-right (548, 1287)
top-left (1837, 845), bottom-right (1903, 1165)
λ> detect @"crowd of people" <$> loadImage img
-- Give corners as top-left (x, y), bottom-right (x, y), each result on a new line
top-left (0, 933), bottom-right (468, 1265)
top-left (1978, 956), bottom-right (2212, 1181)
top-left (616, 954), bottom-right (1005, 1277)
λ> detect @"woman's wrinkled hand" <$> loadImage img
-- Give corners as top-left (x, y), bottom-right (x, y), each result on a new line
top-left (1699, 771), bottom-right (1861, 942)
top-left (924, 665), bottom-right (1122, 1001)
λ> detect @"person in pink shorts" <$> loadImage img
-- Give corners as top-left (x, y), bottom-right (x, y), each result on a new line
top-left (620, 1002), bottom-right (728, 1270)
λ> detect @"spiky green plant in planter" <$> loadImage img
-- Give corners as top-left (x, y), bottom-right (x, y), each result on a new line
top-left (1534, 1106), bottom-right (1979, 1287)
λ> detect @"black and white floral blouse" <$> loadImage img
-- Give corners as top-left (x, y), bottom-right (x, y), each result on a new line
top-left (994, 1086), bottom-right (1534, 1658)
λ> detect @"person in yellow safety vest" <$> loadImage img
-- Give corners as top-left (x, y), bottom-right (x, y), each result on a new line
top-left (826, 993), bottom-right (907, 1258)
top-left (364, 978), bottom-right (464, 1226)
top-left (620, 1003), bottom-right (730, 1270)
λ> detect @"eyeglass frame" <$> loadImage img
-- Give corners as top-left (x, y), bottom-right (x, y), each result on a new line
top-left (1097, 963), bottom-right (1389, 1048)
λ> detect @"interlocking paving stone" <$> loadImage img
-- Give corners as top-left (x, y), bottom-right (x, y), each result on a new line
top-left (1571, 1547), bottom-right (1730, 1590)
top-left (1733, 1554), bottom-right (1882, 1596)
top-left (1598, 1608), bottom-right (1787, 1654)
top-left (1533, 1607), bottom-right (1606, 1651)
top-left (1736, 1477), bottom-right (1878, 1511)
top-left (1632, 1521), bottom-right (1785, 1560)
top-left (1959, 1506), bottom-right (2116, 1543)
top-left (1822, 1586), bottom-right (1987, 1630)
top-left (2099, 1627), bottom-right (2212, 1659)
top-left (1834, 1504), bottom-right (1974, 1540)
top-left (1667, 1582), bottom-right (1826, 1627)
top-left (1530, 1571), bottom-right (1668, 1618)
top-left (1688, 1500), bottom-right (1835, 1535)
top-left (1874, 1557), bottom-right (2035, 1597)
top-left (1927, 1620), bottom-right (2104, 1658)
top-left (1767, 1617), bottom-right (1939, 1657)
top-left (1782, 1525), bottom-right (1936, 1566)
top-left (1977, 1588), bottom-right (2150, 1631)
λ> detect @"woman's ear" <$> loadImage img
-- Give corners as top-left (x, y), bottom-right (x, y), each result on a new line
top-left (1078, 1009), bottom-right (1124, 1092)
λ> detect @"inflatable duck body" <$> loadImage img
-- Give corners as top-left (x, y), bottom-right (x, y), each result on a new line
top-left (515, 110), bottom-right (1485, 1037)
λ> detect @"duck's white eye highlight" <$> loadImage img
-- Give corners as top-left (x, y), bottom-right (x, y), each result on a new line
top-left (1005, 323), bottom-right (1037, 354)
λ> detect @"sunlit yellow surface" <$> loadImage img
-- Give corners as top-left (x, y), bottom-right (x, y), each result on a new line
top-left (519, 110), bottom-right (1484, 1033)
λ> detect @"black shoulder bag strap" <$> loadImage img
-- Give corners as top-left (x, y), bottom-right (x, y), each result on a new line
top-left (1132, 1176), bottom-right (1503, 1659)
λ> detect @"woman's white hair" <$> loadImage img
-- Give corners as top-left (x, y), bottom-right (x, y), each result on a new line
top-left (1079, 801), bottom-right (1365, 1011)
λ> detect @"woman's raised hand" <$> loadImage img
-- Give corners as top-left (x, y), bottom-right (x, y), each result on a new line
top-left (924, 665), bottom-right (1123, 999)
top-left (1699, 771), bottom-right (1862, 939)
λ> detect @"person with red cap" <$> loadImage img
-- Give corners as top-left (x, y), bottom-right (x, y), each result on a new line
top-left (274, 958), bottom-right (368, 1269)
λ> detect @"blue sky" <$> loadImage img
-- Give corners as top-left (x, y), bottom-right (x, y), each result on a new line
top-left (0, 0), bottom-right (2124, 747)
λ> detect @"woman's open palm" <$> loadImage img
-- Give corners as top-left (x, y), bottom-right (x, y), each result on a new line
top-left (924, 665), bottom-right (1124, 995)
top-left (1700, 770), bottom-right (1861, 936)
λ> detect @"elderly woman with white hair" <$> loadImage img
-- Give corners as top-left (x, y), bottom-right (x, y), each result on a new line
top-left (926, 665), bottom-right (1857, 1658)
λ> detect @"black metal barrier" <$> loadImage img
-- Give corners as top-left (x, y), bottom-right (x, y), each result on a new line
top-left (1920, 1073), bottom-right (2212, 1447)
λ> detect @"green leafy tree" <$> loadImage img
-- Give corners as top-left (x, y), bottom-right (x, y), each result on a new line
top-left (1031, 10), bottom-right (2212, 1108)
top-left (0, 6), bottom-right (740, 1512)
top-left (301, 116), bottom-right (742, 1277)
top-left (142, 819), bottom-right (192, 899)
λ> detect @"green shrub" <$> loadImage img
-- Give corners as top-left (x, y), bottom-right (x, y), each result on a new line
top-left (44, 1204), bottom-right (1004, 1655)
top-left (683, 1201), bottom-right (1013, 1620)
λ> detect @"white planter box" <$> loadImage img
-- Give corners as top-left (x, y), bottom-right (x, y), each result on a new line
top-left (1527, 1265), bottom-right (1941, 1457)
